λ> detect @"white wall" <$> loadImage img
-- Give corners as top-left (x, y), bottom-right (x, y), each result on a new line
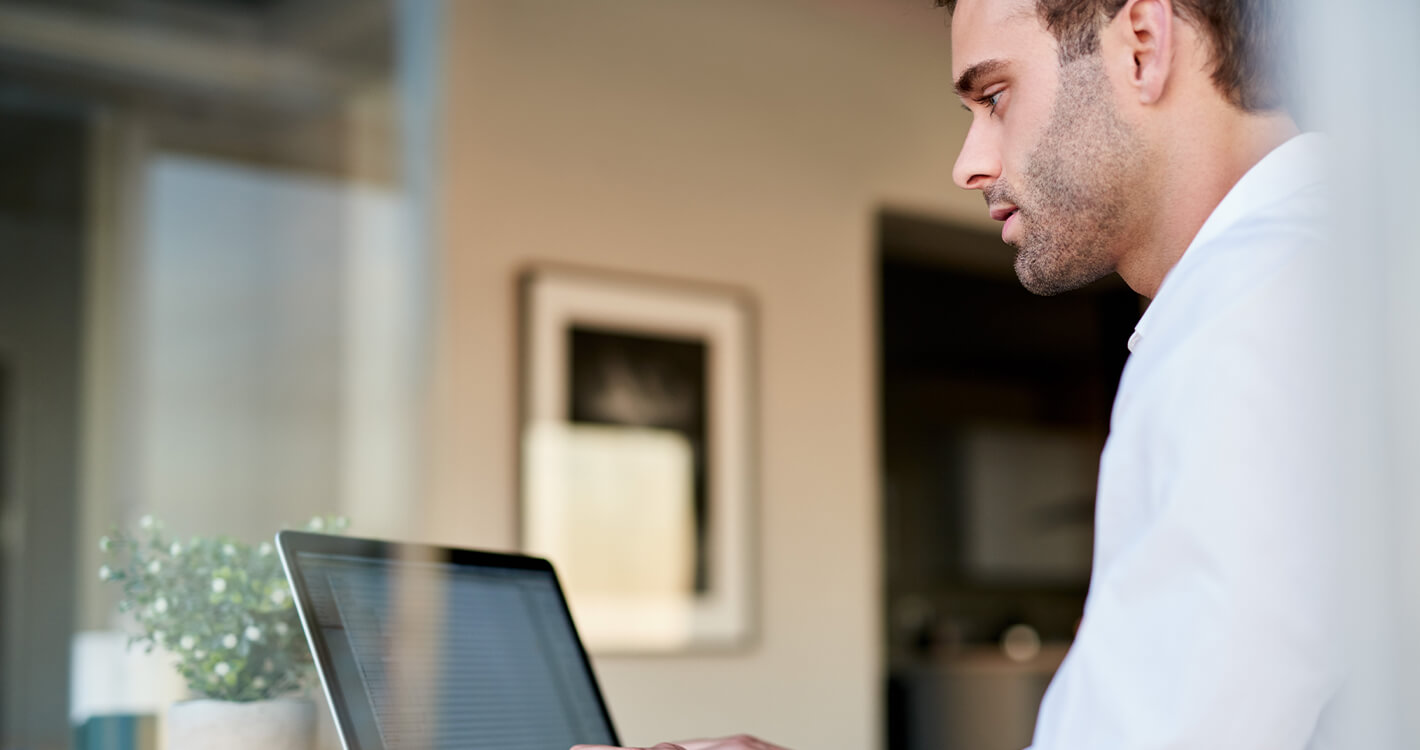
top-left (422, 2), bottom-right (985, 748)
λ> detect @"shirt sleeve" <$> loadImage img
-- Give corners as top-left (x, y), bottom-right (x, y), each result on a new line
top-left (1026, 243), bottom-right (1344, 749)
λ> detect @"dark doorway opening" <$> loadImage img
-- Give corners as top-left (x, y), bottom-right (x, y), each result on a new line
top-left (0, 93), bottom-right (87, 750)
top-left (878, 212), bottom-right (1140, 750)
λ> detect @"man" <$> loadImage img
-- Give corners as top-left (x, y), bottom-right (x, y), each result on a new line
top-left (578, 0), bottom-right (1339, 747)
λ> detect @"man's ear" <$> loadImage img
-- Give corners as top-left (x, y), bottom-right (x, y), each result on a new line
top-left (1116, 0), bottom-right (1173, 104)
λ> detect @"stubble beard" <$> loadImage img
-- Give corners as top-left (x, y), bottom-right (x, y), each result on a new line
top-left (998, 56), bottom-right (1146, 296)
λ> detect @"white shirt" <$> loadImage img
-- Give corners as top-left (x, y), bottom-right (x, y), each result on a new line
top-left (1028, 134), bottom-right (1344, 750)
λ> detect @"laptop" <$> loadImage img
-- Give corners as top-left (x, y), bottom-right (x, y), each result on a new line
top-left (276, 530), bottom-right (620, 750)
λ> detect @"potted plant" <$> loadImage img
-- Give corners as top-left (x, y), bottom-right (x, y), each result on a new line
top-left (98, 515), bottom-right (347, 750)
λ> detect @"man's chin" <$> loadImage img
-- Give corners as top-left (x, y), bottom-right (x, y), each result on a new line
top-left (1014, 251), bottom-right (1110, 297)
top-left (1016, 271), bottom-right (1069, 296)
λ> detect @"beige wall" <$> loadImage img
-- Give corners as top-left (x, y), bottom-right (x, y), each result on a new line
top-left (424, 2), bottom-right (988, 748)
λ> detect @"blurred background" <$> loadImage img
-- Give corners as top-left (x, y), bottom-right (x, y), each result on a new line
top-left (0, 1), bottom-right (1415, 750)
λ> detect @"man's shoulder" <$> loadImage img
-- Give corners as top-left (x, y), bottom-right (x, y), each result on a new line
top-left (1147, 179), bottom-right (1329, 341)
top-left (1156, 133), bottom-right (1331, 312)
top-left (1122, 184), bottom-right (1332, 414)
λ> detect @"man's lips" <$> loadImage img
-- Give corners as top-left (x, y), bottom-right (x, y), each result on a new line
top-left (991, 204), bottom-right (1021, 243)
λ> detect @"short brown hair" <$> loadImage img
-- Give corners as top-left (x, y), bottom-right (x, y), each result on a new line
top-left (939, 0), bottom-right (1285, 111)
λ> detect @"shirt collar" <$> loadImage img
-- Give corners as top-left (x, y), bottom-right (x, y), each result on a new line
top-left (1127, 132), bottom-right (1329, 353)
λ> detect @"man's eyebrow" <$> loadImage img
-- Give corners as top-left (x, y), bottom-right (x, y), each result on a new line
top-left (954, 58), bottom-right (1008, 99)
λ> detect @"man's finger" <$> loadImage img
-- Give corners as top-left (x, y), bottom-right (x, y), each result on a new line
top-left (678, 736), bottom-right (786, 750)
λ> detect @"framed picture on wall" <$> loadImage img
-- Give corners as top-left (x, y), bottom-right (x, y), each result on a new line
top-left (959, 424), bottom-right (1097, 585)
top-left (518, 266), bottom-right (756, 653)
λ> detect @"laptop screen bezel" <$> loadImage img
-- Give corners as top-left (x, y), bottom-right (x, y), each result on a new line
top-left (275, 530), bottom-right (621, 750)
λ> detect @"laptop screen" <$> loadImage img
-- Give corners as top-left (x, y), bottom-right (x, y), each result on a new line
top-left (279, 533), bottom-right (619, 750)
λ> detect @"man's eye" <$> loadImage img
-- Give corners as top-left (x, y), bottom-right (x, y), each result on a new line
top-left (978, 91), bottom-right (1004, 114)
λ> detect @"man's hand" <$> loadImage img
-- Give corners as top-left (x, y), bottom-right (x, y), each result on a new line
top-left (572, 734), bottom-right (790, 750)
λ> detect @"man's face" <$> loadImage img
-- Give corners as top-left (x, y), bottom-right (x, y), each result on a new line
top-left (951, 0), bottom-right (1146, 295)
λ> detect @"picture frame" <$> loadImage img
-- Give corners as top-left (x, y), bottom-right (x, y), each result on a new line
top-left (959, 424), bottom-right (1096, 585)
top-left (518, 266), bottom-right (755, 653)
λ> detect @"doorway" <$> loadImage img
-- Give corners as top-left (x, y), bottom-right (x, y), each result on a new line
top-left (878, 212), bottom-right (1140, 750)
top-left (0, 95), bottom-right (87, 750)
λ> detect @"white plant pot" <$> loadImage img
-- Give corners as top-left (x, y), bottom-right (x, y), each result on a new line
top-left (167, 698), bottom-right (315, 750)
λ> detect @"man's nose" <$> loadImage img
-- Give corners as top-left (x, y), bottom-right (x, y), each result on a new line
top-left (952, 120), bottom-right (1000, 191)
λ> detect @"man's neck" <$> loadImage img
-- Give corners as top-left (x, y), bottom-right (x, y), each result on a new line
top-left (1118, 109), bottom-right (1301, 299)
